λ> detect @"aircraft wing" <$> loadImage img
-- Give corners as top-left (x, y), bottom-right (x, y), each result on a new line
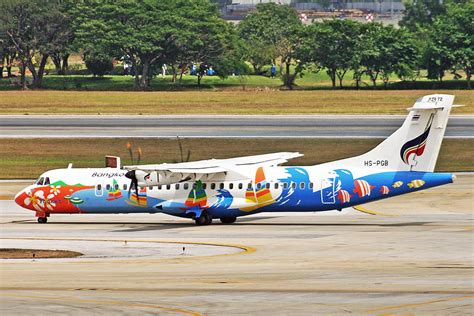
top-left (123, 152), bottom-right (303, 174)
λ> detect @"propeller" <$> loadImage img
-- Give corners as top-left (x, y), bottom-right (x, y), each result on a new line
top-left (125, 169), bottom-right (138, 200)
top-left (124, 142), bottom-right (143, 203)
top-left (177, 136), bottom-right (191, 162)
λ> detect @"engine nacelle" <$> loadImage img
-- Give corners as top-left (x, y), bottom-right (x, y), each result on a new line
top-left (135, 170), bottom-right (184, 187)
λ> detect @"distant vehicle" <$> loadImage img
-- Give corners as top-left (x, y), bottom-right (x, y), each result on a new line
top-left (15, 94), bottom-right (460, 225)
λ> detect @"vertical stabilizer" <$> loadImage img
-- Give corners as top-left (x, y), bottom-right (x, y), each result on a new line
top-left (343, 94), bottom-right (456, 172)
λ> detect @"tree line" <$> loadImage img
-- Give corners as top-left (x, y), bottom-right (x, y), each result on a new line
top-left (0, 0), bottom-right (471, 90)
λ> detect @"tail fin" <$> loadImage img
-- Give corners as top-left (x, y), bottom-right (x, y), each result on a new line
top-left (354, 94), bottom-right (456, 172)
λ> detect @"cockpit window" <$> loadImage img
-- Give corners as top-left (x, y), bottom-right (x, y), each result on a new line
top-left (36, 177), bottom-right (44, 185)
top-left (44, 177), bottom-right (50, 185)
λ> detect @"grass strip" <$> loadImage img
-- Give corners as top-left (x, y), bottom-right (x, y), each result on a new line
top-left (0, 138), bottom-right (471, 179)
top-left (0, 90), bottom-right (472, 115)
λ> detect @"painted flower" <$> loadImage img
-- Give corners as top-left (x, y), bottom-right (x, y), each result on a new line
top-left (44, 193), bottom-right (57, 211)
top-left (24, 190), bottom-right (45, 212)
top-left (49, 185), bottom-right (61, 196)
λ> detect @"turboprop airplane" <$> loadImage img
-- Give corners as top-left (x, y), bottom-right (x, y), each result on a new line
top-left (15, 94), bottom-right (460, 225)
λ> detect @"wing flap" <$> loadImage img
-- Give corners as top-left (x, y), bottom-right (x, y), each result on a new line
top-left (124, 152), bottom-right (303, 174)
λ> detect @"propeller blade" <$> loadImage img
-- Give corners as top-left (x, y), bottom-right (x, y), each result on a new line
top-left (125, 170), bottom-right (139, 203)
top-left (137, 146), bottom-right (142, 165)
top-left (185, 149), bottom-right (191, 162)
top-left (126, 142), bottom-right (134, 164)
top-left (177, 136), bottom-right (184, 162)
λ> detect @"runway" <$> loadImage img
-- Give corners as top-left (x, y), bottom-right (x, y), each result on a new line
top-left (1, 115), bottom-right (473, 138)
top-left (1, 175), bottom-right (473, 314)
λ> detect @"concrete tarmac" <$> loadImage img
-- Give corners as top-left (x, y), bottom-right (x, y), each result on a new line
top-left (0, 175), bottom-right (473, 315)
top-left (1, 115), bottom-right (473, 138)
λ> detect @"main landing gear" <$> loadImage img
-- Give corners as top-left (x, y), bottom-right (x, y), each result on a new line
top-left (195, 212), bottom-right (213, 226)
top-left (194, 212), bottom-right (237, 226)
top-left (220, 217), bottom-right (236, 224)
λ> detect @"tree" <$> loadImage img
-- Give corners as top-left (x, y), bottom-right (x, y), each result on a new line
top-left (427, 2), bottom-right (473, 88)
top-left (359, 23), bottom-right (420, 88)
top-left (0, 0), bottom-right (73, 89)
top-left (0, 33), bottom-right (17, 79)
top-left (399, 0), bottom-right (447, 34)
top-left (303, 19), bottom-right (361, 89)
top-left (74, 0), bottom-right (235, 90)
top-left (84, 52), bottom-right (114, 77)
top-left (239, 3), bottom-right (303, 89)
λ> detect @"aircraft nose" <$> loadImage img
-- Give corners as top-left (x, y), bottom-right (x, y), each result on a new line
top-left (14, 189), bottom-right (27, 208)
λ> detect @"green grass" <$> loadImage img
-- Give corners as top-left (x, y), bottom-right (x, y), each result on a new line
top-left (1, 67), bottom-right (471, 91)
top-left (0, 90), bottom-right (472, 115)
top-left (0, 138), bottom-right (471, 179)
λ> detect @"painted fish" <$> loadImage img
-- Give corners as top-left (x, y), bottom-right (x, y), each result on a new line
top-left (392, 181), bottom-right (403, 188)
top-left (337, 189), bottom-right (351, 203)
top-left (353, 180), bottom-right (374, 198)
top-left (408, 179), bottom-right (425, 189)
top-left (380, 186), bottom-right (390, 195)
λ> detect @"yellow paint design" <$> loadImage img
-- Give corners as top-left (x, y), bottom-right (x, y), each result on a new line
top-left (367, 295), bottom-right (474, 313)
top-left (353, 205), bottom-right (396, 217)
top-left (2, 293), bottom-right (201, 316)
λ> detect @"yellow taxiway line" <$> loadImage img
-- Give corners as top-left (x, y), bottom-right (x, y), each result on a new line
top-left (367, 295), bottom-right (474, 313)
top-left (0, 237), bottom-right (256, 263)
top-left (2, 293), bottom-right (201, 316)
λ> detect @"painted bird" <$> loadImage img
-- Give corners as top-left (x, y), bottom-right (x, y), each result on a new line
top-left (408, 179), bottom-right (425, 189)
top-left (392, 181), bottom-right (403, 188)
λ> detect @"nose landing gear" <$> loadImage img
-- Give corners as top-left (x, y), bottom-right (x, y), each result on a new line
top-left (36, 211), bottom-right (49, 223)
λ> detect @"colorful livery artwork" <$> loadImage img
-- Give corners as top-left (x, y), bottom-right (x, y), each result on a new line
top-left (15, 94), bottom-right (459, 225)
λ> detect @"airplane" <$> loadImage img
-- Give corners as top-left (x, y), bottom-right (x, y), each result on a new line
top-left (14, 94), bottom-right (460, 225)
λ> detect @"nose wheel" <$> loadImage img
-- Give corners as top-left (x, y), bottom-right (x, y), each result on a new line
top-left (37, 217), bottom-right (48, 223)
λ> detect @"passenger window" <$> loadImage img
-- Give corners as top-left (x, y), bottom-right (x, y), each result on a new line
top-left (283, 183), bottom-right (288, 189)
top-left (309, 182), bottom-right (314, 189)
top-left (300, 182), bottom-right (305, 189)
top-left (238, 183), bottom-right (243, 189)
top-left (256, 183), bottom-right (261, 190)
top-left (184, 183), bottom-right (189, 190)
top-left (106, 184), bottom-right (111, 190)
top-left (166, 184), bottom-right (171, 190)
top-left (44, 177), bottom-right (50, 185)
top-left (219, 183), bottom-right (224, 189)
top-left (274, 183), bottom-right (278, 189)
top-left (115, 184), bottom-right (119, 190)
top-left (229, 183), bottom-right (234, 190)
top-left (95, 184), bottom-right (103, 197)
top-left (123, 184), bottom-right (127, 190)
top-left (211, 183), bottom-right (216, 190)
top-left (291, 182), bottom-right (296, 189)
top-left (175, 183), bottom-right (180, 190)
top-left (203, 183), bottom-right (207, 190)
top-left (149, 186), bottom-right (153, 190)
top-left (266, 183), bottom-right (270, 189)
top-left (158, 185), bottom-right (162, 190)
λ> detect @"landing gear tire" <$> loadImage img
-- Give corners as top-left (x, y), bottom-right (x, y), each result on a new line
top-left (37, 217), bottom-right (47, 223)
top-left (195, 212), bottom-right (212, 226)
top-left (220, 217), bottom-right (236, 224)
